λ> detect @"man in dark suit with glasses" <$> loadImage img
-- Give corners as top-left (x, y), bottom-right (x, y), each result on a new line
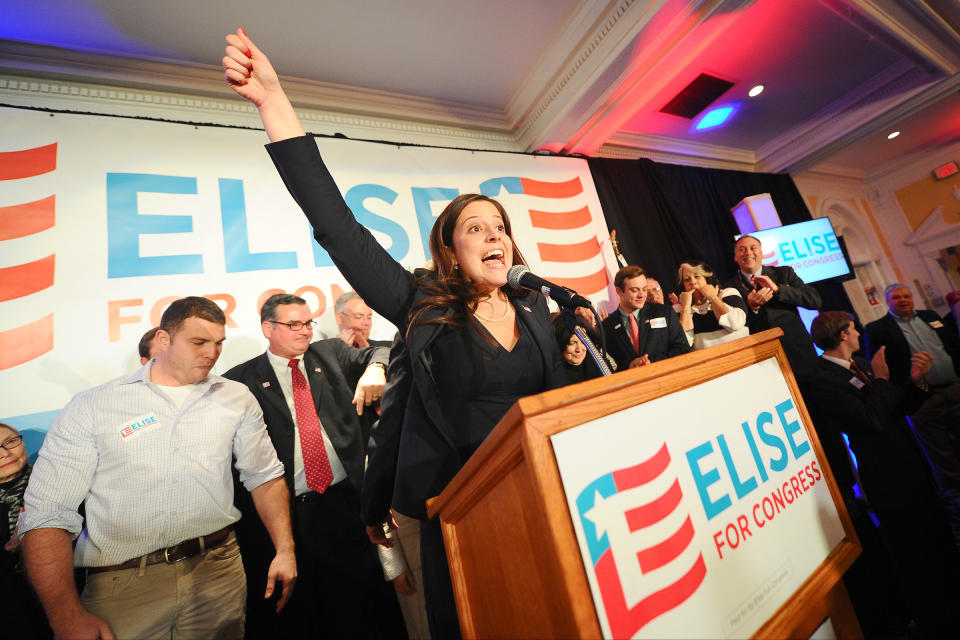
top-left (226, 293), bottom-right (406, 639)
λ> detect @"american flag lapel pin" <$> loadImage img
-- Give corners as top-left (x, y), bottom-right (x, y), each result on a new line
top-left (315, 367), bottom-right (322, 373)
top-left (521, 305), bottom-right (531, 312)
top-left (262, 381), bottom-right (270, 388)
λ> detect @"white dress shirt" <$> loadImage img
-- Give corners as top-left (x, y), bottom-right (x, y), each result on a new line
top-left (20, 362), bottom-right (284, 566)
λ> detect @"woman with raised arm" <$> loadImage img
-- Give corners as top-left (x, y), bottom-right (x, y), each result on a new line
top-left (223, 28), bottom-right (565, 639)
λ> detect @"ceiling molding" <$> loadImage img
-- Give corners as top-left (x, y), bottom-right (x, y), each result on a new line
top-left (0, 39), bottom-right (512, 133)
top-left (794, 163), bottom-right (868, 182)
top-left (504, 0), bottom-right (620, 131)
top-left (0, 74), bottom-right (522, 151)
top-left (510, 0), bottom-right (654, 150)
top-left (785, 72), bottom-right (960, 175)
top-left (601, 131), bottom-right (757, 169)
top-left (821, 0), bottom-right (960, 75)
top-left (555, 0), bottom-right (756, 156)
top-left (864, 136), bottom-right (960, 188)
top-left (755, 62), bottom-right (946, 173)
top-left (595, 144), bottom-right (759, 171)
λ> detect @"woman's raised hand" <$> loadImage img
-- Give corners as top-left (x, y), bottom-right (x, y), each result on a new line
top-left (223, 28), bottom-right (280, 106)
top-left (222, 28), bottom-right (305, 142)
top-left (698, 282), bottom-right (720, 302)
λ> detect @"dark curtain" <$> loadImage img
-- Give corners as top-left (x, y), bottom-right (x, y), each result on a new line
top-left (588, 156), bottom-right (853, 314)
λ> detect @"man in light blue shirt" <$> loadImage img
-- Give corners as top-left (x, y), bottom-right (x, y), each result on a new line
top-left (20, 296), bottom-right (297, 639)
top-left (865, 284), bottom-right (960, 549)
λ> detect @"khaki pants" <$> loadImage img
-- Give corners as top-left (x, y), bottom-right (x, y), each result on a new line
top-left (81, 533), bottom-right (246, 640)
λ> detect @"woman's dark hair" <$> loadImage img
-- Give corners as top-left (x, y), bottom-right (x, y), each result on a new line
top-left (552, 312), bottom-right (599, 350)
top-left (407, 194), bottom-right (527, 339)
top-left (676, 260), bottom-right (720, 292)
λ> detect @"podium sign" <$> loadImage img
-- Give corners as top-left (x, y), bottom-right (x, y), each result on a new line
top-left (552, 357), bottom-right (844, 639)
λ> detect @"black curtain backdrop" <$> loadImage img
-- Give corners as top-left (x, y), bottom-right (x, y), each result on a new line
top-left (588, 156), bottom-right (854, 316)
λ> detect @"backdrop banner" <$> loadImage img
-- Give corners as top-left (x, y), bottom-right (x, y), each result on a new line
top-left (0, 107), bottom-right (618, 452)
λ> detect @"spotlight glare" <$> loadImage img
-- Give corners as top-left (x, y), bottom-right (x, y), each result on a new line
top-left (694, 104), bottom-right (738, 131)
top-left (748, 85), bottom-right (764, 97)
top-left (887, 131), bottom-right (900, 140)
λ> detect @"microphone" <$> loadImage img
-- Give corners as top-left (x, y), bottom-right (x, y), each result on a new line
top-left (507, 265), bottom-right (592, 309)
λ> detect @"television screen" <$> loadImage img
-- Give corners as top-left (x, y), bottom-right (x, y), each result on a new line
top-left (737, 218), bottom-right (852, 284)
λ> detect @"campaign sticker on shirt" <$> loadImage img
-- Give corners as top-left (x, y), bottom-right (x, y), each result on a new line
top-left (649, 317), bottom-right (667, 329)
top-left (848, 376), bottom-right (865, 390)
top-left (119, 413), bottom-right (159, 439)
top-left (930, 320), bottom-right (944, 329)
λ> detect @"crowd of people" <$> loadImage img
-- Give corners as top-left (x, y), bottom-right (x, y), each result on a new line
top-left (5, 27), bottom-right (960, 640)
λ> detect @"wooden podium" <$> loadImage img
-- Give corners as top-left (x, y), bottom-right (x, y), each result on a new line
top-left (427, 329), bottom-right (862, 639)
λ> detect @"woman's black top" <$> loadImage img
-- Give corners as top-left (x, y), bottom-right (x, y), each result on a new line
top-left (433, 320), bottom-right (544, 461)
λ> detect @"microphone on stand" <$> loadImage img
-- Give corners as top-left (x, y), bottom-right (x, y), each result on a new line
top-left (507, 265), bottom-right (592, 309)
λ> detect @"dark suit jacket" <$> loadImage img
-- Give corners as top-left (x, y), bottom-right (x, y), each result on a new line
top-left (724, 265), bottom-right (821, 381)
top-left (601, 302), bottom-right (690, 372)
top-left (224, 340), bottom-right (389, 498)
top-left (807, 356), bottom-right (930, 509)
top-left (268, 135), bottom-right (567, 520)
top-left (863, 310), bottom-right (960, 386)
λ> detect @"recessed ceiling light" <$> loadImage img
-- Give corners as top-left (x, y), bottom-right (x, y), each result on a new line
top-left (887, 131), bottom-right (900, 139)
top-left (748, 85), bottom-right (764, 97)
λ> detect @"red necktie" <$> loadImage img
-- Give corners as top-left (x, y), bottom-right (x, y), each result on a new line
top-left (849, 360), bottom-right (873, 388)
top-left (629, 312), bottom-right (640, 353)
top-left (288, 359), bottom-right (333, 493)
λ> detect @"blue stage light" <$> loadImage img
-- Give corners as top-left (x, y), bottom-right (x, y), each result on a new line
top-left (693, 103), bottom-right (741, 131)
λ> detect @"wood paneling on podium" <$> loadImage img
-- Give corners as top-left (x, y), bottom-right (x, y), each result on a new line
top-left (428, 329), bottom-right (861, 639)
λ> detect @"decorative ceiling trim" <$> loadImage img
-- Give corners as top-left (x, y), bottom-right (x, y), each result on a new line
top-left (555, 0), bottom-right (755, 156)
top-left (822, 0), bottom-right (960, 75)
top-left (0, 40), bottom-right (512, 133)
top-left (0, 74), bottom-right (522, 151)
top-left (596, 142), bottom-right (758, 172)
top-left (511, 0), bottom-right (647, 150)
top-left (603, 131), bottom-right (756, 165)
top-left (793, 163), bottom-right (867, 181)
top-left (504, 0), bottom-right (619, 127)
top-left (864, 136), bottom-right (960, 188)
top-left (756, 62), bottom-right (945, 173)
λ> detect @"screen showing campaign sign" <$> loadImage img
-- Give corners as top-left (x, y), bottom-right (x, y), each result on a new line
top-left (741, 218), bottom-right (850, 283)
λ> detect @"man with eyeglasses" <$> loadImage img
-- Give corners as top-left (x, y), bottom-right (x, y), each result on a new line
top-left (644, 277), bottom-right (665, 305)
top-left (225, 293), bottom-right (405, 638)
top-left (335, 291), bottom-right (390, 348)
top-left (20, 296), bottom-right (296, 639)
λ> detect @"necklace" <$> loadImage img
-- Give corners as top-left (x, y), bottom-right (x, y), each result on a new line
top-left (474, 296), bottom-right (511, 322)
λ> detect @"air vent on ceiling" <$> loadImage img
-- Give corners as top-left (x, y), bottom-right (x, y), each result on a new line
top-left (660, 73), bottom-right (734, 119)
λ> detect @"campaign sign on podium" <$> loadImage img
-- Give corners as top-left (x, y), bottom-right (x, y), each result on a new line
top-left (552, 357), bottom-right (845, 639)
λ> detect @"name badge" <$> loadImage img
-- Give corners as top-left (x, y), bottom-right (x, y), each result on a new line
top-left (930, 320), bottom-right (944, 329)
top-left (119, 413), bottom-right (159, 439)
top-left (649, 317), bottom-right (667, 329)
top-left (848, 377), bottom-right (865, 390)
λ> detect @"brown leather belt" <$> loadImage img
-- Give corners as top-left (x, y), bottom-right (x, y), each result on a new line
top-left (87, 524), bottom-right (234, 574)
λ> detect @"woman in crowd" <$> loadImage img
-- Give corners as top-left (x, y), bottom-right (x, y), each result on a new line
top-left (222, 29), bottom-right (565, 639)
top-left (552, 312), bottom-right (614, 384)
top-left (675, 260), bottom-right (748, 349)
top-left (1, 423), bottom-right (51, 639)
